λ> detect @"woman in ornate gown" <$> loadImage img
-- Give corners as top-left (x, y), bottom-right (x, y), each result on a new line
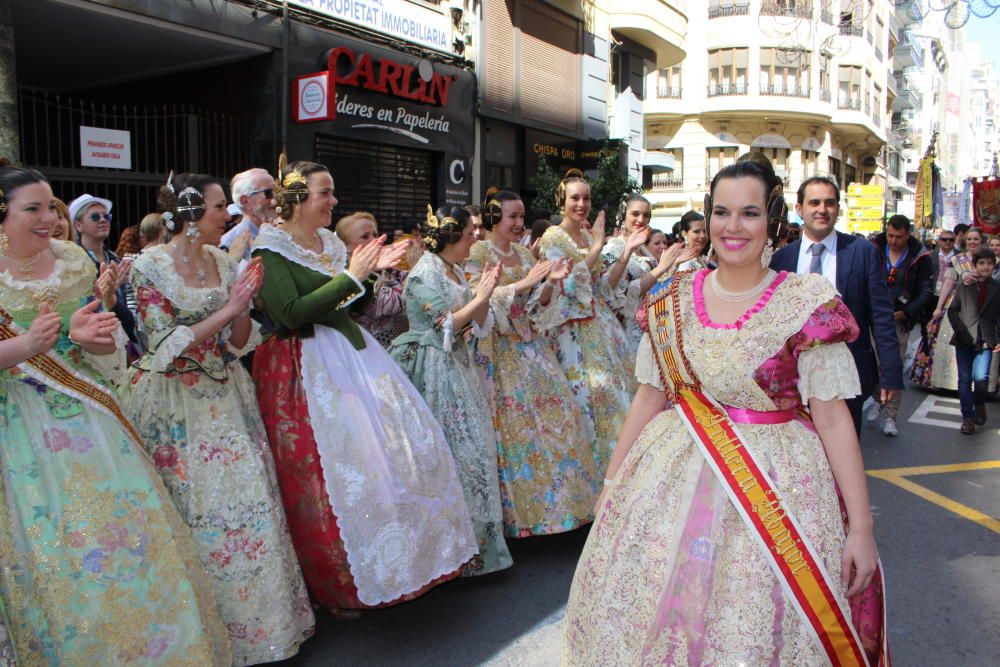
top-left (912, 229), bottom-right (983, 392)
top-left (251, 161), bottom-right (476, 611)
top-left (564, 161), bottom-right (888, 666)
top-left (122, 173), bottom-right (314, 665)
top-left (674, 210), bottom-right (710, 272)
top-left (535, 170), bottom-right (635, 470)
top-left (0, 165), bottom-right (231, 665)
top-left (389, 205), bottom-right (513, 575)
top-left (466, 189), bottom-right (597, 538)
top-left (602, 195), bottom-right (701, 355)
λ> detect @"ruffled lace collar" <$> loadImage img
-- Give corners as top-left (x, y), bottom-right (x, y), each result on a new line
top-left (0, 240), bottom-right (95, 311)
top-left (132, 244), bottom-right (234, 311)
top-left (253, 224), bottom-right (347, 277)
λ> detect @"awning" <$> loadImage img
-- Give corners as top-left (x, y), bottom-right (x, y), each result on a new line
top-left (641, 150), bottom-right (676, 173)
top-left (751, 133), bottom-right (792, 150)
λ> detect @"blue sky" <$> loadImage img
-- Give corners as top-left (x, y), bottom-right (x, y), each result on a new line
top-left (964, 10), bottom-right (1000, 72)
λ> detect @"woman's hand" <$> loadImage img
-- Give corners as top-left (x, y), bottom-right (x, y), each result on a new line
top-left (69, 300), bottom-right (119, 347)
top-left (655, 242), bottom-right (684, 274)
top-left (476, 263), bottom-right (501, 301)
top-left (547, 257), bottom-right (572, 282)
top-left (115, 258), bottom-right (133, 288)
top-left (24, 303), bottom-right (62, 355)
top-left (933, 307), bottom-right (943, 319)
top-left (961, 271), bottom-right (977, 286)
top-left (226, 258), bottom-right (263, 318)
top-left (675, 245), bottom-right (700, 266)
top-left (347, 237), bottom-right (383, 278)
top-left (518, 260), bottom-right (552, 291)
top-left (227, 230), bottom-right (251, 261)
top-left (95, 262), bottom-right (119, 310)
top-left (624, 227), bottom-right (649, 255)
top-left (842, 527), bottom-right (878, 597)
top-left (376, 239), bottom-right (409, 272)
top-left (590, 211), bottom-right (606, 249)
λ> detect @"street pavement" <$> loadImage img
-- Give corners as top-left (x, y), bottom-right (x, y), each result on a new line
top-left (282, 387), bottom-right (1000, 666)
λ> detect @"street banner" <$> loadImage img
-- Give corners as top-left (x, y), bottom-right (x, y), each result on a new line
top-left (914, 157), bottom-right (934, 229)
top-left (973, 178), bottom-right (1000, 235)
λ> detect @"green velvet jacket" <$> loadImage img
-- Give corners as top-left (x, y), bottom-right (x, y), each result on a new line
top-left (252, 227), bottom-right (375, 350)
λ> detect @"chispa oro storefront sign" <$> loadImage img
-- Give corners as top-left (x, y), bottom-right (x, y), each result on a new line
top-left (286, 0), bottom-right (452, 53)
top-left (292, 41), bottom-right (474, 156)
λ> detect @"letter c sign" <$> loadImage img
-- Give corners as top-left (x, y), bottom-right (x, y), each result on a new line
top-left (449, 159), bottom-right (465, 185)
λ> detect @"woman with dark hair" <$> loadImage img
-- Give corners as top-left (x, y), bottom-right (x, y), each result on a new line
top-left (673, 209), bottom-right (710, 271)
top-left (565, 160), bottom-right (888, 665)
top-left (389, 204), bottom-right (513, 575)
top-left (123, 172), bottom-right (314, 664)
top-left (0, 165), bottom-right (231, 664)
top-left (466, 188), bottom-right (597, 538)
top-left (602, 194), bottom-right (695, 354)
top-left (535, 170), bottom-right (635, 472)
top-left (251, 161), bottom-right (476, 611)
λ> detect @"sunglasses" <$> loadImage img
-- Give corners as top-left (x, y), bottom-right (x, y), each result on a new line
top-left (939, 237), bottom-right (955, 242)
top-left (88, 212), bottom-right (112, 222)
top-left (249, 188), bottom-right (274, 199)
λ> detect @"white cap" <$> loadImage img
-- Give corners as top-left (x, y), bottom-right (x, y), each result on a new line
top-left (68, 194), bottom-right (113, 221)
top-left (227, 203), bottom-right (242, 217)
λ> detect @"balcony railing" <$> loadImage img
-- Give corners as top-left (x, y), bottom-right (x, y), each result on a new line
top-left (821, 89), bottom-right (832, 102)
top-left (821, 9), bottom-right (835, 24)
top-left (838, 97), bottom-right (863, 110)
top-left (760, 2), bottom-right (812, 19)
top-left (839, 23), bottom-right (864, 37)
top-left (875, 46), bottom-right (883, 62)
top-left (656, 84), bottom-right (683, 99)
top-left (761, 84), bottom-right (811, 98)
top-left (708, 3), bottom-right (750, 19)
top-left (707, 82), bottom-right (748, 97)
top-left (651, 174), bottom-right (685, 191)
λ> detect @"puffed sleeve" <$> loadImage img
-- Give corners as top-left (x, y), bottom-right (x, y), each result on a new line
top-left (131, 266), bottom-right (195, 372)
top-left (793, 296), bottom-right (862, 402)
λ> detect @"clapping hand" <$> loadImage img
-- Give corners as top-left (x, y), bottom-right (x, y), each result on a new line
top-left (95, 262), bottom-right (119, 310)
top-left (521, 260), bottom-right (552, 290)
top-left (227, 230), bottom-right (251, 262)
top-left (547, 257), bottom-right (572, 282)
top-left (590, 211), bottom-right (607, 248)
top-left (347, 236), bottom-right (383, 278)
top-left (228, 258), bottom-right (263, 316)
top-left (115, 258), bottom-right (133, 288)
top-left (377, 238), bottom-right (410, 272)
top-left (24, 303), bottom-right (62, 355)
top-left (624, 227), bottom-right (649, 254)
top-left (674, 245), bottom-right (700, 266)
top-left (476, 263), bottom-right (502, 300)
top-left (656, 243), bottom-right (685, 274)
top-left (69, 300), bottom-right (119, 347)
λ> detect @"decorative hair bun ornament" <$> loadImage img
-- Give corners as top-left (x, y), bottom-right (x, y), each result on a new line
top-left (161, 211), bottom-right (176, 232)
top-left (556, 168), bottom-right (587, 209)
top-left (482, 185), bottom-right (502, 228)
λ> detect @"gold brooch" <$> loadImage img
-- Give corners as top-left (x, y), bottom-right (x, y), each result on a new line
top-left (283, 171), bottom-right (308, 189)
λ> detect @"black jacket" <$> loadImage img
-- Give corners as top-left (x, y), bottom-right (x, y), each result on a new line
top-left (872, 233), bottom-right (934, 327)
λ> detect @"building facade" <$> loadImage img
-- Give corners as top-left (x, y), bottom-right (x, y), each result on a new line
top-left (643, 0), bottom-right (903, 226)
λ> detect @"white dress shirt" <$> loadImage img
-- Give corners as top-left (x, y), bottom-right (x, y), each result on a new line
top-left (796, 232), bottom-right (838, 286)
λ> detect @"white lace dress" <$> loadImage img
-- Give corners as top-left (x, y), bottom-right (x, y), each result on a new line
top-left (601, 236), bottom-right (657, 357)
top-left (122, 244), bottom-right (314, 666)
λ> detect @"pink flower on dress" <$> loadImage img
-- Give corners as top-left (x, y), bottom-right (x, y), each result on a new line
top-left (153, 445), bottom-right (179, 469)
top-left (67, 530), bottom-right (88, 548)
top-left (145, 636), bottom-right (170, 660)
top-left (43, 428), bottom-right (71, 453)
top-left (97, 523), bottom-right (128, 552)
top-left (178, 372), bottom-right (201, 388)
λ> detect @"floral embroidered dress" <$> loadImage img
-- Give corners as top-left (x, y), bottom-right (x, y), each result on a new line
top-left (0, 240), bottom-right (231, 665)
top-left (467, 241), bottom-right (598, 538)
top-left (350, 268), bottom-right (409, 348)
top-left (564, 270), bottom-right (889, 666)
top-left (911, 263), bottom-right (960, 391)
top-left (251, 225), bottom-right (476, 609)
top-left (601, 236), bottom-right (657, 357)
top-left (389, 252), bottom-right (513, 575)
top-left (535, 226), bottom-right (635, 471)
top-left (122, 244), bottom-right (313, 666)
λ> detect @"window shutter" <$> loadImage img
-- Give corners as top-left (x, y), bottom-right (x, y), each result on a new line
top-left (484, 0), bottom-right (517, 114)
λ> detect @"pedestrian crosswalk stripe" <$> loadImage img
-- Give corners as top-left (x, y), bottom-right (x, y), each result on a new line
top-left (907, 394), bottom-right (963, 428)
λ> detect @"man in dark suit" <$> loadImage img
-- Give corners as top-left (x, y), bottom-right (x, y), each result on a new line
top-left (771, 176), bottom-right (903, 437)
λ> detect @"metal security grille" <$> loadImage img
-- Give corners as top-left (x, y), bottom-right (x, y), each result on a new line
top-left (315, 135), bottom-right (433, 235)
top-left (18, 87), bottom-right (250, 241)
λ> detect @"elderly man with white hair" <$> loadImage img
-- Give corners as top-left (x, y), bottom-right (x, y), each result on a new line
top-left (221, 167), bottom-right (276, 261)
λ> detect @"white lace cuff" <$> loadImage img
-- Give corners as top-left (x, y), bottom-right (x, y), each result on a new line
top-left (340, 271), bottom-right (367, 309)
top-left (797, 342), bottom-right (861, 402)
top-left (635, 333), bottom-right (663, 390)
top-left (150, 326), bottom-right (195, 372)
top-left (227, 317), bottom-right (262, 358)
top-left (471, 309), bottom-right (495, 339)
top-left (80, 324), bottom-right (128, 387)
top-left (489, 284), bottom-right (517, 335)
top-left (442, 312), bottom-right (455, 352)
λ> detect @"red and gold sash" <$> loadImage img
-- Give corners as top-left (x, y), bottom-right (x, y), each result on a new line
top-left (0, 307), bottom-right (144, 451)
top-left (647, 279), bottom-right (873, 667)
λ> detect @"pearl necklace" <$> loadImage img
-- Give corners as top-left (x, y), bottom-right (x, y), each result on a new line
top-left (708, 269), bottom-right (775, 303)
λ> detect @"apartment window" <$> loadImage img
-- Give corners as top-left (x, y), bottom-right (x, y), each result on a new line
top-left (708, 48), bottom-right (749, 95)
top-left (706, 147), bottom-right (740, 182)
top-left (758, 147), bottom-right (791, 184)
top-left (658, 66), bottom-right (682, 98)
top-left (845, 163), bottom-right (857, 186)
top-left (709, 1), bottom-right (751, 19)
top-left (760, 48), bottom-right (810, 96)
top-left (828, 156), bottom-right (843, 188)
top-left (803, 150), bottom-right (820, 178)
top-left (838, 65), bottom-right (862, 108)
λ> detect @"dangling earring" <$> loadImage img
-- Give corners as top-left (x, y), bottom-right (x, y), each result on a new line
top-left (0, 227), bottom-right (8, 253)
top-left (185, 220), bottom-right (200, 240)
top-left (760, 239), bottom-right (774, 269)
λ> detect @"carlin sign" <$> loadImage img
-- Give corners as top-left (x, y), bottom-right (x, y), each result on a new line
top-left (291, 40), bottom-right (474, 156)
